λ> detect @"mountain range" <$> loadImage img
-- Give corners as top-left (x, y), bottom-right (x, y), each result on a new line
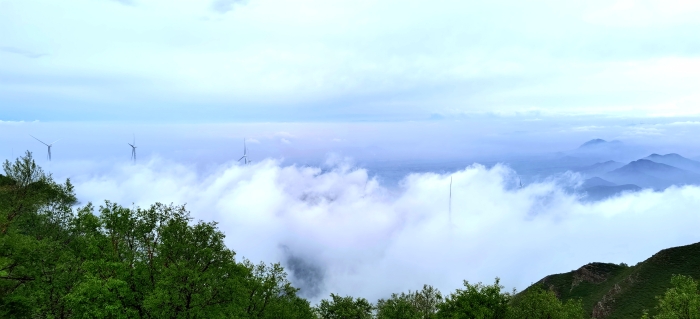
top-left (565, 139), bottom-right (700, 200)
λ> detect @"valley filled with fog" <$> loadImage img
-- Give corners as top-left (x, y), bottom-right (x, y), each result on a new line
top-left (5, 119), bottom-right (700, 303)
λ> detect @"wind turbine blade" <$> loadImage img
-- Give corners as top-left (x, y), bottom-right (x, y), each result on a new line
top-left (238, 156), bottom-right (245, 161)
top-left (30, 135), bottom-right (49, 146)
top-left (51, 139), bottom-right (61, 145)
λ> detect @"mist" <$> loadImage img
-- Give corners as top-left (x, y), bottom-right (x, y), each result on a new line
top-left (5, 116), bottom-right (700, 167)
top-left (4, 119), bottom-right (700, 302)
top-left (65, 159), bottom-right (700, 300)
top-left (57, 156), bottom-right (700, 303)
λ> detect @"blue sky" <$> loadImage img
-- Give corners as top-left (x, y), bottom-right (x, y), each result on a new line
top-left (3, 0), bottom-right (700, 122)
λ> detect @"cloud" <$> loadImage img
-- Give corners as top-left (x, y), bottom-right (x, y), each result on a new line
top-left (0, 46), bottom-right (47, 59)
top-left (211, 0), bottom-right (246, 14)
top-left (623, 126), bottom-right (664, 136)
top-left (3, 0), bottom-right (700, 121)
top-left (71, 158), bottom-right (700, 303)
top-left (0, 120), bottom-right (35, 125)
top-left (109, 0), bottom-right (135, 5)
top-left (274, 131), bottom-right (295, 139)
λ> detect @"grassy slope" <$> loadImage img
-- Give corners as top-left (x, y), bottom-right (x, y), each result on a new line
top-left (523, 242), bottom-right (700, 319)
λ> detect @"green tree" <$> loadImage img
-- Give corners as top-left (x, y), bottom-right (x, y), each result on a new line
top-left (510, 286), bottom-right (584, 319)
top-left (1, 152), bottom-right (316, 318)
top-left (643, 274), bottom-right (700, 319)
top-left (0, 151), bottom-right (79, 318)
top-left (414, 284), bottom-right (443, 318)
top-left (316, 293), bottom-right (374, 319)
top-left (437, 278), bottom-right (511, 319)
top-left (376, 292), bottom-right (421, 319)
top-left (376, 284), bottom-right (442, 319)
top-left (240, 259), bottom-right (315, 319)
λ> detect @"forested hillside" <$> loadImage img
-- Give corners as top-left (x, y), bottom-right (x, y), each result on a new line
top-left (524, 242), bottom-right (700, 319)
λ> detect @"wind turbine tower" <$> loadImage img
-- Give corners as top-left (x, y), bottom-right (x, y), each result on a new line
top-left (30, 135), bottom-right (59, 161)
top-left (128, 135), bottom-right (137, 162)
top-left (449, 175), bottom-right (452, 223)
top-left (238, 138), bottom-right (249, 164)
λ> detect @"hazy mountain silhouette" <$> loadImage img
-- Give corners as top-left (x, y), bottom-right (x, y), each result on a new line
top-left (581, 184), bottom-right (642, 202)
top-left (644, 153), bottom-right (700, 173)
top-left (576, 160), bottom-right (625, 176)
top-left (578, 139), bottom-right (622, 148)
top-left (576, 177), bottom-right (640, 202)
top-left (604, 159), bottom-right (700, 190)
top-left (565, 139), bottom-right (645, 163)
top-left (580, 177), bottom-right (616, 188)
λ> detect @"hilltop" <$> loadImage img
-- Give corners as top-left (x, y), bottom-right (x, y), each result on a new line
top-left (523, 241), bottom-right (700, 319)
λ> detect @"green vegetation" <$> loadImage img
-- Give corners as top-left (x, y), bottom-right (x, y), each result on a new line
top-left (0, 152), bottom-right (313, 318)
top-left (510, 286), bottom-right (585, 319)
top-left (375, 284), bottom-right (442, 319)
top-left (436, 278), bottom-right (511, 319)
top-left (642, 274), bottom-right (700, 319)
top-left (316, 294), bottom-right (374, 319)
top-left (527, 242), bottom-right (700, 318)
top-left (1, 152), bottom-right (699, 318)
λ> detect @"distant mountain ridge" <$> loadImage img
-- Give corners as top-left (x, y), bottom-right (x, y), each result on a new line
top-left (580, 177), bottom-right (615, 188)
top-left (603, 159), bottom-right (700, 190)
top-left (578, 139), bottom-right (623, 149)
top-left (604, 159), bottom-right (700, 190)
top-left (644, 153), bottom-right (700, 173)
top-left (507, 140), bottom-right (700, 198)
top-left (565, 139), bottom-right (646, 164)
top-left (576, 161), bottom-right (625, 176)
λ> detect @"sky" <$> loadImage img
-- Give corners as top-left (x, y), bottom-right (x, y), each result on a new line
top-left (2, 0), bottom-right (700, 121)
top-left (3, 0), bottom-right (700, 304)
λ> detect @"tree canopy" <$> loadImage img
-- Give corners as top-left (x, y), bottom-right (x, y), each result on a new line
top-left (0, 152), bottom-right (314, 318)
top-left (643, 274), bottom-right (700, 319)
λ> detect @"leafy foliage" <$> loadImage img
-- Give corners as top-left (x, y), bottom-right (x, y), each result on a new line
top-left (510, 286), bottom-right (585, 319)
top-left (526, 243), bottom-right (700, 319)
top-left (0, 152), bottom-right (314, 318)
top-left (316, 294), bottom-right (374, 319)
top-left (642, 274), bottom-right (700, 319)
top-left (436, 278), bottom-right (511, 319)
top-left (376, 284), bottom-right (442, 319)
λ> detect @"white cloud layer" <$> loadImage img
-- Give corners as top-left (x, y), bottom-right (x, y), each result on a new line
top-left (71, 158), bottom-right (700, 302)
top-left (2, 0), bottom-right (700, 120)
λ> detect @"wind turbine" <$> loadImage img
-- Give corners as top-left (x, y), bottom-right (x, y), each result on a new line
top-left (30, 135), bottom-right (59, 161)
top-left (238, 138), bottom-right (249, 164)
top-left (128, 135), bottom-right (137, 162)
top-left (449, 175), bottom-right (452, 223)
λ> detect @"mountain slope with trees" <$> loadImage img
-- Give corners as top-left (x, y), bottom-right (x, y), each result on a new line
top-left (526, 242), bottom-right (700, 319)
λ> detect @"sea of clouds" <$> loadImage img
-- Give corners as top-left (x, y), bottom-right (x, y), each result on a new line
top-left (68, 156), bottom-right (700, 303)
